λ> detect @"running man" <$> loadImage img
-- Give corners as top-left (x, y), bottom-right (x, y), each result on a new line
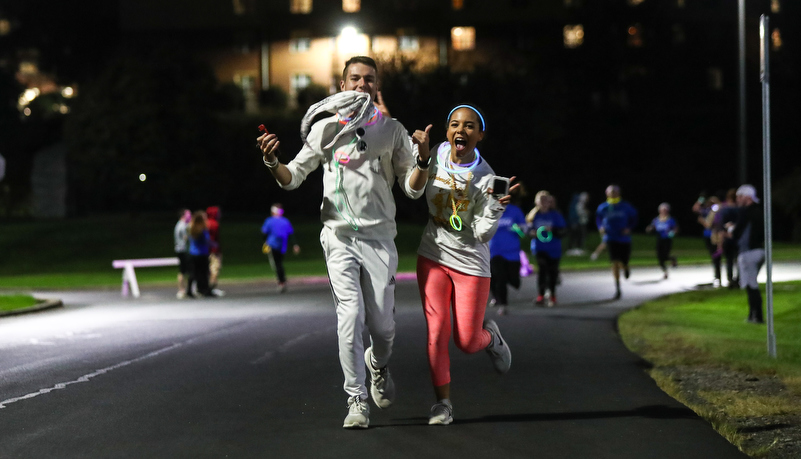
top-left (595, 184), bottom-right (638, 299)
top-left (256, 56), bottom-right (429, 428)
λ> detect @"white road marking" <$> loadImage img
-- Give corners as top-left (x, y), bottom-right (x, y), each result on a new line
top-left (0, 342), bottom-right (182, 409)
top-left (250, 326), bottom-right (336, 365)
top-left (0, 320), bottom-right (260, 410)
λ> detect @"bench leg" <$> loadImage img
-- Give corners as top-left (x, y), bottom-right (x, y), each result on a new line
top-left (123, 263), bottom-right (141, 298)
top-left (121, 269), bottom-right (129, 296)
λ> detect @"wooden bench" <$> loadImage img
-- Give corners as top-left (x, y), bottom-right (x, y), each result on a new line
top-left (112, 257), bottom-right (179, 298)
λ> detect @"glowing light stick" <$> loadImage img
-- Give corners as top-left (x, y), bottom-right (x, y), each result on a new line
top-left (536, 226), bottom-right (553, 243)
top-left (436, 142), bottom-right (481, 174)
top-left (450, 215), bottom-right (463, 231)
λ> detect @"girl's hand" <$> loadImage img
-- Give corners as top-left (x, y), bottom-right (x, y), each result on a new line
top-left (375, 91), bottom-right (391, 118)
top-left (411, 125), bottom-right (433, 161)
top-left (495, 176), bottom-right (519, 205)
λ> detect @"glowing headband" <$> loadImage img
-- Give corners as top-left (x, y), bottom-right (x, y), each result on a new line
top-left (447, 105), bottom-right (486, 131)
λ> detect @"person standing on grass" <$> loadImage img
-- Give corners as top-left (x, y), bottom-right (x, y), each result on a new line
top-left (261, 203), bottom-right (300, 293)
top-left (716, 188), bottom-right (740, 288)
top-left (174, 208), bottom-right (192, 299)
top-left (645, 202), bottom-right (678, 279)
top-left (728, 185), bottom-right (765, 324)
top-left (413, 103), bottom-right (513, 426)
top-left (526, 191), bottom-right (567, 307)
top-left (187, 210), bottom-right (216, 298)
top-left (206, 206), bottom-right (224, 295)
top-left (256, 56), bottom-right (428, 429)
top-left (595, 184), bottom-right (638, 300)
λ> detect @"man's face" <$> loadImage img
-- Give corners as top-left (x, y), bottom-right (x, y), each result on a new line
top-left (340, 63), bottom-right (377, 100)
top-left (736, 194), bottom-right (749, 206)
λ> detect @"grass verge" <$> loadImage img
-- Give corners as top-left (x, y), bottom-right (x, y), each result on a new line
top-left (0, 294), bottom-right (39, 313)
top-left (619, 281), bottom-right (801, 456)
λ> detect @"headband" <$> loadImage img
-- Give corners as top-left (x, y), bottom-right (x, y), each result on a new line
top-left (447, 104), bottom-right (486, 131)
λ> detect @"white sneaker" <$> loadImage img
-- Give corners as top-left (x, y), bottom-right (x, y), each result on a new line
top-left (590, 252), bottom-right (599, 261)
top-left (176, 291), bottom-right (186, 299)
top-left (211, 288), bottom-right (225, 297)
top-left (343, 396), bottom-right (369, 429)
top-left (364, 347), bottom-right (395, 409)
top-left (483, 320), bottom-right (511, 374)
top-left (428, 400), bottom-right (453, 425)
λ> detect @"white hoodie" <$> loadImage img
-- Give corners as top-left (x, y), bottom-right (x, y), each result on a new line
top-left (279, 114), bottom-right (423, 240)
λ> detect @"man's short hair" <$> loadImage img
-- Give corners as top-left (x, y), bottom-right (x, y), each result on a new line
top-left (342, 56), bottom-right (378, 81)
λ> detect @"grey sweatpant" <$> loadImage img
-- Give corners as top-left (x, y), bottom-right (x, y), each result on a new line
top-left (320, 226), bottom-right (397, 400)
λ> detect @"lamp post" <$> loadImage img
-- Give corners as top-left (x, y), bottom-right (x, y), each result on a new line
top-left (738, 0), bottom-right (747, 184)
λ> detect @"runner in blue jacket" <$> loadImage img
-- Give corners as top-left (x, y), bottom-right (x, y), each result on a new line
top-left (595, 184), bottom-right (638, 299)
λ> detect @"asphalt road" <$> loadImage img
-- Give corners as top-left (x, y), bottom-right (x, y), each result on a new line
top-left (2, 262), bottom-right (799, 459)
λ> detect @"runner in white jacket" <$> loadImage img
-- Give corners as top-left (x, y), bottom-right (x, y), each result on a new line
top-left (257, 56), bottom-right (429, 429)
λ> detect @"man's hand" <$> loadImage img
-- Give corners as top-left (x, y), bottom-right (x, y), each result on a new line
top-left (258, 132), bottom-right (280, 163)
top-left (375, 91), bottom-right (391, 118)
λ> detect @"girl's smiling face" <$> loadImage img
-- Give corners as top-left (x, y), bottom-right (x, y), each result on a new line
top-left (447, 108), bottom-right (484, 163)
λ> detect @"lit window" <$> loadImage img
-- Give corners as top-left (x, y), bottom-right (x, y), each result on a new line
top-left (563, 25), bottom-right (584, 48)
top-left (343, 0), bottom-right (360, 12)
top-left (452, 0), bottom-right (464, 10)
top-left (291, 74), bottom-right (312, 93)
top-left (772, 28), bottom-right (782, 50)
top-left (771, 0), bottom-right (780, 13)
top-left (677, 0), bottom-right (685, 8)
top-left (451, 27), bottom-right (475, 51)
top-left (708, 68), bottom-right (723, 91)
top-left (627, 24), bottom-right (643, 47)
top-left (0, 19), bottom-right (10, 36)
top-left (290, 38), bottom-right (311, 53)
top-left (233, 0), bottom-right (245, 15)
top-left (290, 0), bottom-right (312, 14)
top-left (627, 0), bottom-right (645, 5)
top-left (399, 36), bottom-right (419, 51)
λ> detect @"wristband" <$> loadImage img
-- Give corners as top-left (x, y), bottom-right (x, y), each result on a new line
top-left (416, 155), bottom-right (430, 170)
top-left (264, 156), bottom-right (279, 169)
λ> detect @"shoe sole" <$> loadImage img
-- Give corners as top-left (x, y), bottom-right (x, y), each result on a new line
top-left (343, 421), bottom-right (369, 429)
top-left (428, 416), bottom-right (453, 425)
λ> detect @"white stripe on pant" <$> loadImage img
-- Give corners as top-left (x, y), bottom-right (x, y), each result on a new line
top-left (320, 226), bottom-right (397, 400)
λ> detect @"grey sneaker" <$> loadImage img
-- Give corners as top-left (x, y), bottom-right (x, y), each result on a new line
top-left (428, 400), bottom-right (453, 425)
top-left (364, 347), bottom-right (395, 409)
top-left (343, 396), bottom-right (369, 429)
top-left (484, 320), bottom-right (511, 374)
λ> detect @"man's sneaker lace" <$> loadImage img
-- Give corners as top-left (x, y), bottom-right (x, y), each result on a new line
top-left (483, 320), bottom-right (511, 374)
top-left (343, 395), bottom-right (369, 429)
top-left (428, 400), bottom-right (453, 425)
top-left (364, 347), bottom-right (395, 409)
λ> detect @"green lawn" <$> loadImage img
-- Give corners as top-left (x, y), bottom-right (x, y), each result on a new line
top-left (619, 281), bottom-right (801, 391)
top-left (1, 212), bottom-right (800, 290)
top-left (0, 294), bottom-right (38, 312)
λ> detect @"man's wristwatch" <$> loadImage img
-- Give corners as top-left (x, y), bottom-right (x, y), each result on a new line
top-left (416, 155), bottom-right (430, 170)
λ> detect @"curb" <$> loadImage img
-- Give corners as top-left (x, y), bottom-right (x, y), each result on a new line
top-left (0, 299), bottom-right (64, 318)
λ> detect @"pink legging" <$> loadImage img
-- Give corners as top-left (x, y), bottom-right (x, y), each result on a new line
top-left (417, 256), bottom-right (492, 387)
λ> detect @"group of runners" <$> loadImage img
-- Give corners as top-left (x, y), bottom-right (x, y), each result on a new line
top-left (254, 54), bottom-right (769, 429)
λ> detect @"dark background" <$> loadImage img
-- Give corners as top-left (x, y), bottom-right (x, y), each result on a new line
top-left (0, 0), bottom-right (798, 240)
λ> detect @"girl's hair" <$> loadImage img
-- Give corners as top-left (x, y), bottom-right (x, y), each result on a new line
top-left (189, 211), bottom-right (207, 239)
top-left (526, 190), bottom-right (552, 223)
top-left (447, 104), bottom-right (486, 131)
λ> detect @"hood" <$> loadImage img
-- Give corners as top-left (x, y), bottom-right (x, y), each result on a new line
top-left (206, 206), bottom-right (220, 220)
